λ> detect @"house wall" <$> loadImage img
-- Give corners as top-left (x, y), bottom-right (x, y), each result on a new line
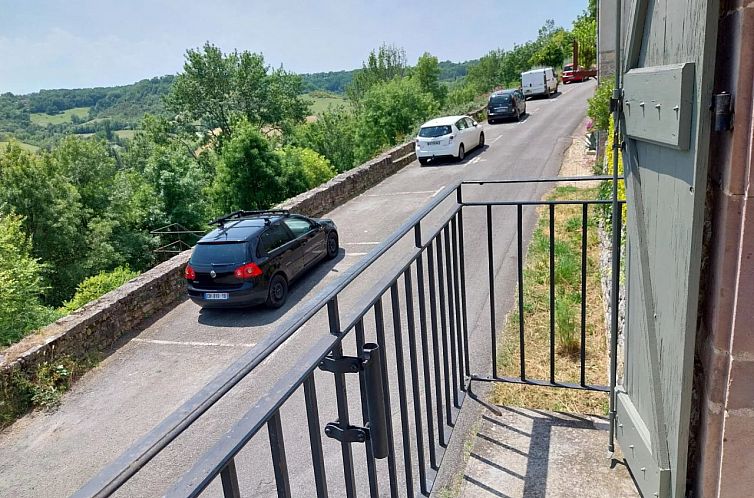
top-left (692, 1), bottom-right (754, 496)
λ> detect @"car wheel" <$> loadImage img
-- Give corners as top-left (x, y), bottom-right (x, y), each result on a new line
top-left (265, 274), bottom-right (288, 309)
top-left (478, 132), bottom-right (485, 147)
top-left (546, 88), bottom-right (551, 99)
top-left (326, 231), bottom-right (339, 259)
top-left (418, 157), bottom-right (429, 166)
top-left (457, 144), bottom-right (465, 162)
top-left (488, 118), bottom-right (495, 124)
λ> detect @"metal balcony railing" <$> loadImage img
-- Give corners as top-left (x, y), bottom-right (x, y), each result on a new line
top-left (75, 176), bottom-right (624, 498)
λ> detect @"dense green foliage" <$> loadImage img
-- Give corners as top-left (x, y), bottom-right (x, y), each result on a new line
top-left (167, 43), bottom-right (308, 144)
top-left (0, 215), bottom-right (60, 346)
top-left (61, 267), bottom-right (139, 313)
top-left (277, 146), bottom-right (337, 194)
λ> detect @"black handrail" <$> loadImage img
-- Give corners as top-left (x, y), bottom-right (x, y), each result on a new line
top-left (74, 175), bottom-right (623, 498)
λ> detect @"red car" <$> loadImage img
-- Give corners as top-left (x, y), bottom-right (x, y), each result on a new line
top-left (562, 64), bottom-right (597, 84)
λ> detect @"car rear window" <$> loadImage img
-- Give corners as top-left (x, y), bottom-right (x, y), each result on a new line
top-left (489, 95), bottom-right (512, 105)
top-left (419, 125), bottom-right (452, 138)
top-left (191, 242), bottom-right (248, 265)
top-left (564, 65), bottom-right (573, 71)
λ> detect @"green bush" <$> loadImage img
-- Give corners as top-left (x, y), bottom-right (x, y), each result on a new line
top-left (277, 146), bottom-right (337, 197)
top-left (0, 214), bottom-right (61, 346)
top-left (587, 79), bottom-right (614, 132)
top-left (555, 293), bottom-right (580, 356)
top-left (61, 266), bottom-right (139, 313)
top-left (292, 108), bottom-right (358, 173)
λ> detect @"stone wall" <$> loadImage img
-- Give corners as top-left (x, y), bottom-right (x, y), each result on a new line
top-left (598, 224), bottom-right (626, 381)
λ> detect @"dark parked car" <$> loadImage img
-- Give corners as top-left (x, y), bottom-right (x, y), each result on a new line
top-left (185, 210), bottom-right (339, 309)
top-left (487, 89), bottom-right (526, 123)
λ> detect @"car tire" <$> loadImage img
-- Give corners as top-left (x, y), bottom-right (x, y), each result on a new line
top-left (488, 118), bottom-right (495, 124)
top-left (479, 132), bottom-right (485, 147)
top-left (265, 274), bottom-right (288, 309)
top-left (418, 157), bottom-right (429, 166)
top-left (326, 231), bottom-right (339, 259)
top-left (457, 144), bottom-right (465, 162)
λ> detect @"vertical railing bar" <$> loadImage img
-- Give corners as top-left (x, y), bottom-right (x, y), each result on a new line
top-left (457, 208), bottom-right (471, 379)
top-left (374, 299), bottom-right (399, 498)
top-left (328, 299), bottom-right (357, 498)
top-left (609, 202), bottom-right (623, 452)
top-left (435, 234), bottom-right (453, 426)
top-left (580, 204), bottom-right (588, 387)
top-left (487, 205), bottom-right (498, 378)
top-left (517, 204), bottom-right (526, 380)
top-left (443, 225), bottom-right (460, 409)
top-left (219, 459), bottom-right (241, 498)
top-left (390, 282), bottom-right (415, 497)
top-left (404, 269), bottom-right (428, 495)
top-left (450, 215), bottom-right (466, 393)
top-left (303, 375), bottom-right (329, 498)
top-left (355, 319), bottom-right (379, 498)
top-left (415, 250), bottom-right (438, 469)
top-left (549, 204), bottom-right (556, 384)
top-left (426, 242), bottom-right (448, 445)
top-left (268, 410), bottom-right (292, 498)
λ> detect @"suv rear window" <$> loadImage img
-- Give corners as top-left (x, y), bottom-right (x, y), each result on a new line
top-left (419, 125), bottom-right (452, 138)
top-left (489, 95), bottom-right (512, 105)
top-left (192, 242), bottom-right (247, 265)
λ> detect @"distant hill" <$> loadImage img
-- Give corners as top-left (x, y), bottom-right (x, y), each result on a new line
top-left (300, 59), bottom-right (476, 93)
top-left (0, 59), bottom-right (477, 148)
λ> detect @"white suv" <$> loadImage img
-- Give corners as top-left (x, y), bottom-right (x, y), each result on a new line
top-left (415, 115), bottom-right (485, 165)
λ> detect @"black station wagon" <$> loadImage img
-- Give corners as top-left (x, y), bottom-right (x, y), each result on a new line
top-left (185, 210), bottom-right (339, 309)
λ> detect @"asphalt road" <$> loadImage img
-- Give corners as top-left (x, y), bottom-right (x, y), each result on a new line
top-left (0, 80), bottom-right (596, 498)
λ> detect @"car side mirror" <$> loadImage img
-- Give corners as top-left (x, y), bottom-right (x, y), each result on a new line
top-left (473, 121), bottom-right (478, 127)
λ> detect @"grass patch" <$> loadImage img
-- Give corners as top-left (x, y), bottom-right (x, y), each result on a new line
top-left (0, 141), bottom-right (39, 155)
top-left (490, 186), bottom-right (609, 415)
top-left (304, 92), bottom-right (349, 115)
top-left (30, 106), bottom-right (91, 126)
top-left (114, 129), bottom-right (136, 139)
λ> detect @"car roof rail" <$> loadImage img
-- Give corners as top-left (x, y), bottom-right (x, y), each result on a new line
top-left (209, 210), bottom-right (291, 227)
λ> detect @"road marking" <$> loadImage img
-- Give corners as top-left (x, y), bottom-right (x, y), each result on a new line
top-left (132, 338), bottom-right (256, 348)
top-left (491, 135), bottom-right (504, 144)
top-left (345, 252), bottom-right (369, 256)
top-left (344, 241), bottom-right (380, 246)
top-left (431, 187), bottom-right (444, 197)
top-left (363, 190), bottom-right (437, 197)
top-left (468, 156), bottom-right (481, 165)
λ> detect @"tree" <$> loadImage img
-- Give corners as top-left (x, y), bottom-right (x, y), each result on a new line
top-left (166, 43), bottom-right (307, 142)
top-left (0, 214), bottom-right (59, 345)
top-left (48, 136), bottom-right (116, 213)
top-left (413, 52), bottom-right (447, 105)
top-left (0, 142), bottom-right (87, 304)
top-left (211, 120), bottom-right (287, 212)
top-left (347, 44), bottom-right (408, 106)
top-left (530, 37), bottom-right (566, 69)
top-left (292, 107), bottom-right (358, 173)
top-left (355, 78), bottom-right (438, 162)
top-left (572, 11), bottom-right (597, 68)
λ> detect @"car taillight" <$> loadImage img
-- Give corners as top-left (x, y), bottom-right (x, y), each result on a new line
top-left (184, 264), bottom-right (196, 280)
top-left (234, 262), bottom-right (263, 279)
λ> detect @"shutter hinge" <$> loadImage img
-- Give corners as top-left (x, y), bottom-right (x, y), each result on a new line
top-left (610, 88), bottom-right (624, 114)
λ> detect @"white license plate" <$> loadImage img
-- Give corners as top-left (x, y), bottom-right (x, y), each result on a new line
top-left (427, 141), bottom-right (441, 145)
top-left (204, 292), bottom-right (229, 300)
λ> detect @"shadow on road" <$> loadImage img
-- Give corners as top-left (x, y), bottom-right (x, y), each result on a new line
top-left (196, 250), bottom-right (346, 327)
top-left (487, 113), bottom-right (530, 125)
top-left (421, 143), bottom-right (489, 167)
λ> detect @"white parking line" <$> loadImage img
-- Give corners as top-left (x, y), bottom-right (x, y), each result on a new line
top-left (363, 190), bottom-right (436, 197)
top-left (132, 338), bottom-right (256, 348)
top-left (345, 252), bottom-right (369, 256)
top-left (432, 187), bottom-right (444, 197)
top-left (491, 135), bottom-right (504, 144)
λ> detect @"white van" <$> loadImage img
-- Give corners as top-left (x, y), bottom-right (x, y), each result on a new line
top-left (521, 68), bottom-right (558, 99)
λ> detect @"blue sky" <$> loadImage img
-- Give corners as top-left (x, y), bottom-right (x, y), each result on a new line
top-left (0, 0), bottom-right (588, 94)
